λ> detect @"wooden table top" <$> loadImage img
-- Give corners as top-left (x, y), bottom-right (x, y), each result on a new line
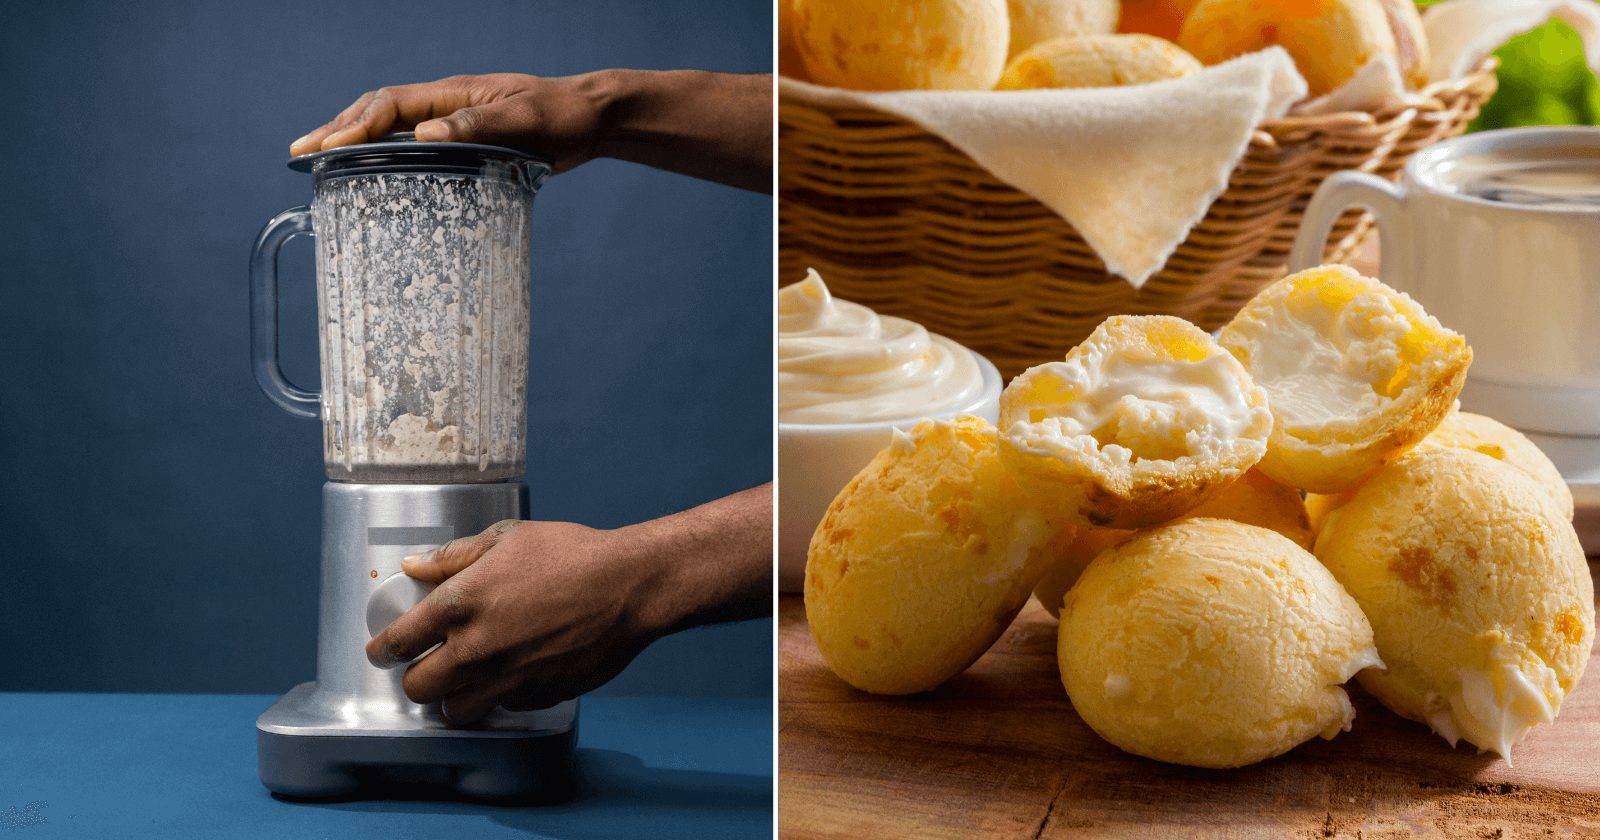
top-left (779, 559), bottom-right (1600, 839)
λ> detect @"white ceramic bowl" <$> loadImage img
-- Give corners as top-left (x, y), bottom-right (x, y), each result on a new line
top-left (777, 350), bottom-right (1004, 592)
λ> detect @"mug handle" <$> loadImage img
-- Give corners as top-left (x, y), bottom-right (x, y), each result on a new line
top-left (248, 206), bottom-right (320, 419)
top-left (1288, 171), bottom-right (1408, 275)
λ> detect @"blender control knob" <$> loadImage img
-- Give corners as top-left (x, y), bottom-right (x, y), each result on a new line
top-left (366, 573), bottom-right (437, 639)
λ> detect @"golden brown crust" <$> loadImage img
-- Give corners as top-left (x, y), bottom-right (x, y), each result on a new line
top-left (1032, 467), bottom-right (1312, 618)
top-left (1188, 467), bottom-right (1314, 549)
top-left (1314, 448), bottom-right (1593, 758)
top-left (996, 34), bottom-right (1202, 90)
top-left (1006, 0), bottom-right (1121, 58)
top-left (805, 417), bottom-right (1057, 694)
top-left (793, 0), bottom-right (1011, 90)
top-left (1118, 0), bottom-right (1201, 40)
top-left (1034, 526), bottom-right (1130, 618)
top-left (1417, 411), bottom-right (1574, 520)
top-left (1305, 488), bottom-right (1356, 536)
top-left (1255, 349), bottom-right (1468, 493)
top-left (1178, 0), bottom-right (1398, 96)
top-left (1059, 518), bottom-right (1377, 768)
top-left (1002, 440), bottom-right (1247, 529)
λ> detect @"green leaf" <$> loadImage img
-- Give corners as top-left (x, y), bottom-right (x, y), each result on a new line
top-left (1469, 11), bottom-right (1600, 131)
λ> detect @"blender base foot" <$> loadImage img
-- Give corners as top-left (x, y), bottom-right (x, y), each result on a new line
top-left (257, 682), bottom-right (578, 803)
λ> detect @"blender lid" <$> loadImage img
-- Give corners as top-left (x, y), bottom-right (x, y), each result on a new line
top-left (287, 131), bottom-right (552, 175)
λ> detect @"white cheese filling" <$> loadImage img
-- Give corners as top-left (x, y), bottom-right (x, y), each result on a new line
top-left (1240, 289), bottom-right (1416, 432)
top-left (1006, 340), bottom-right (1269, 465)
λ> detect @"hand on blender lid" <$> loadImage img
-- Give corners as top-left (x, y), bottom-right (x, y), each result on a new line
top-left (289, 69), bottom-right (772, 191)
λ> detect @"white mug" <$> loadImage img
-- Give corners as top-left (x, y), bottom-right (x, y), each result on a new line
top-left (1289, 127), bottom-right (1600, 437)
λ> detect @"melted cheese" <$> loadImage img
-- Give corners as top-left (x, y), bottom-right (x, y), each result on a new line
top-left (1238, 283), bottom-right (1417, 431)
top-left (1006, 331), bottom-right (1269, 464)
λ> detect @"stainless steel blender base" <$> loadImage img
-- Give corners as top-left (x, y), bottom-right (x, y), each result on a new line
top-left (258, 682), bottom-right (577, 801)
top-left (258, 482), bottom-right (578, 801)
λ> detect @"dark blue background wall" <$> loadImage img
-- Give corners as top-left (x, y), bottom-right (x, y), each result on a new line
top-left (0, 0), bottom-right (772, 696)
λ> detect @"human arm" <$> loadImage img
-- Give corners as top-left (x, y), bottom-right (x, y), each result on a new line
top-left (363, 483), bottom-right (772, 722)
top-left (289, 70), bottom-right (772, 192)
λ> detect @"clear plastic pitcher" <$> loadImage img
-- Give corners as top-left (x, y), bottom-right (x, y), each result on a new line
top-left (250, 135), bottom-right (550, 483)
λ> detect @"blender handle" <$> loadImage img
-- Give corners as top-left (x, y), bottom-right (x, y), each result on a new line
top-left (249, 206), bottom-right (320, 419)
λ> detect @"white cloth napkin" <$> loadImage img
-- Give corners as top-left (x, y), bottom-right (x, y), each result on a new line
top-left (1293, 55), bottom-right (1409, 116)
top-left (781, 48), bottom-right (1306, 287)
top-left (780, 0), bottom-right (1600, 288)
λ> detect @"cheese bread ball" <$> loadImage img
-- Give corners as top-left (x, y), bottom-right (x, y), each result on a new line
top-left (793, 0), bottom-right (1010, 90)
top-left (1118, 0), bottom-right (1200, 40)
top-left (1219, 265), bottom-right (1471, 494)
top-left (1308, 411), bottom-right (1570, 539)
top-left (1376, 0), bottom-right (1431, 89)
top-left (778, 0), bottom-right (807, 80)
top-left (1419, 411), bottom-right (1573, 521)
top-left (806, 416), bottom-right (1056, 695)
top-left (1033, 467), bottom-right (1311, 617)
top-left (1178, 0), bottom-right (1398, 96)
top-left (1035, 527), bottom-right (1129, 619)
top-left (1006, 0), bottom-right (1119, 58)
top-left (1000, 315), bottom-right (1273, 530)
top-left (1305, 489), bottom-right (1354, 537)
top-left (996, 34), bottom-right (1202, 90)
top-left (1190, 466), bottom-right (1314, 550)
top-left (1316, 448), bottom-right (1594, 762)
top-left (1060, 519), bottom-right (1381, 768)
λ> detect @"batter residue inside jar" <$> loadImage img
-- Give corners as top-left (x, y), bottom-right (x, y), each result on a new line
top-left (313, 169), bottom-right (530, 481)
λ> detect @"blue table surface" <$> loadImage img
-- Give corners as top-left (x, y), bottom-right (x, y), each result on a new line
top-left (0, 692), bottom-right (772, 839)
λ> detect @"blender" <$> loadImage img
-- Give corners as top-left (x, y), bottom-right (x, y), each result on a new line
top-left (248, 133), bottom-right (577, 800)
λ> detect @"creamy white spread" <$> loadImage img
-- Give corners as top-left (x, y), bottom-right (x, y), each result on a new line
top-left (1427, 657), bottom-right (1561, 766)
top-left (779, 270), bottom-right (985, 424)
top-left (1341, 646), bottom-right (1386, 682)
top-left (1006, 338), bottom-right (1269, 464)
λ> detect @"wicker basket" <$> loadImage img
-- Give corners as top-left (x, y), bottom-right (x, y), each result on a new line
top-left (779, 59), bottom-right (1499, 379)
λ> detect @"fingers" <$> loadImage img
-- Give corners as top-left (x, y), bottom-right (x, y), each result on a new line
top-left (318, 82), bottom-right (461, 150)
top-left (499, 647), bottom-right (637, 712)
top-left (439, 679), bottom-right (509, 725)
top-left (364, 580), bottom-right (469, 668)
top-left (411, 114), bottom-right (456, 142)
top-left (289, 77), bottom-right (477, 156)
top-left (289, 89), bottom-right (378, 156)
top-left (399, 632), bottom-right (493, 705)
top-left (414, 99), bottom-right (535, 147)
top-left (403, 519), bottom-right (521, 583)
top-left (441, 675), bottom-right (576, 724)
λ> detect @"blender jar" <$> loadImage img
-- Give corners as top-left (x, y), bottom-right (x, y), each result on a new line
top-left (250, 134), bottom-right (550, 482)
